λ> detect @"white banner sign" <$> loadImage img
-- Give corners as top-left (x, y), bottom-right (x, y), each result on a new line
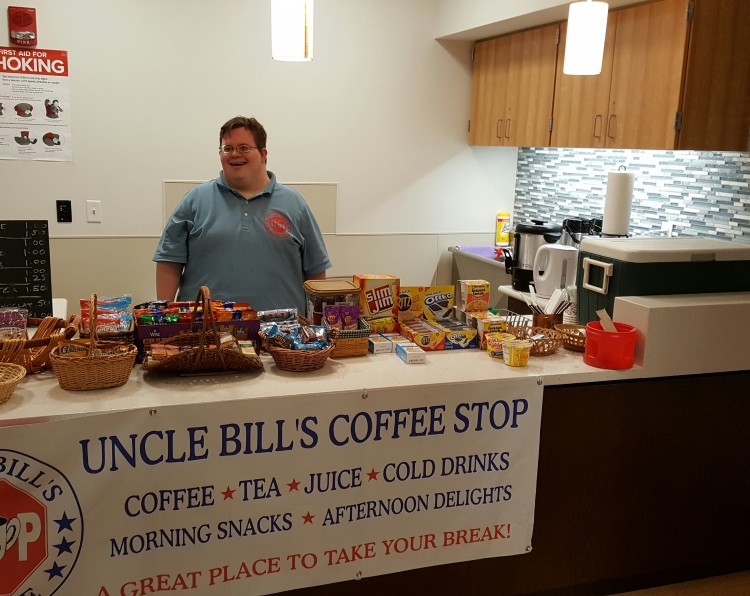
top-left (0, 46), bottom-right (71, 161)
top-left (0, 378), bottom-right (543, 595)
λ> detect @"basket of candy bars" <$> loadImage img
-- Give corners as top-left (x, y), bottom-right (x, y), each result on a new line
top-left (141, 286), bottom-right (263, 375)
top-left (50, 294), bottom-right (138, 391)
top-left (259, 308), bottom-right (334, 372)
top-left (321, 303), bottom-right (370, 358)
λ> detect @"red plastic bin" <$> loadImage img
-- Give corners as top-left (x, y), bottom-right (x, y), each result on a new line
top-left (583, 321), bottom-right (637, 370)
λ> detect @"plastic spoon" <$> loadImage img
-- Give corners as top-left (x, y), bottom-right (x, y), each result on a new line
top-left (596, 308), bottom-right (618, 332)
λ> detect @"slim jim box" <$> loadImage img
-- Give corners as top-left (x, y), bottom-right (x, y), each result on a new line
top-left (577, 237), bottom-right (750, 324)
top-left (352, 274), bottom-right (400, 320)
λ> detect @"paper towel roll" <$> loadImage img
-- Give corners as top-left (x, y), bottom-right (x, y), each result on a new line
top-left (602, 170), bottom-right (634, 236)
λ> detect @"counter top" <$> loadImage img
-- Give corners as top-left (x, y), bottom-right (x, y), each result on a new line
top-left (3, 291), bottom-right (748, 428)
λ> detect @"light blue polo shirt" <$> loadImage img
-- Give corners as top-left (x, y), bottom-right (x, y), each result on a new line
top-left (153, 171), bottom-right (332, 313)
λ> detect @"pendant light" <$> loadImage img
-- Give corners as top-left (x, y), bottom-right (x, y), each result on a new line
top-left (563, 0), bottom-right (608, 75)
top-left (271, 0), bottom-right (314, 61)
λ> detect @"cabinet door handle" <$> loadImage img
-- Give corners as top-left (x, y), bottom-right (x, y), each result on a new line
top-left (593, 115), bottom-right (603, 139)
top-left (496, 119), bottom-right (504, 139)
top-left (607, 114), bottom-right (616, 139)
top-left (505, 118), bottom-right (511, 139)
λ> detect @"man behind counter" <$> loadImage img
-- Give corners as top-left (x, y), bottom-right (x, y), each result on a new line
top-left (153, 116), bottom-right (331, 313)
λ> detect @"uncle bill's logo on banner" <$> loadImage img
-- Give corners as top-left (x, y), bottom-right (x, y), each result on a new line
top-left (0, 449), bottom-right (83, 596)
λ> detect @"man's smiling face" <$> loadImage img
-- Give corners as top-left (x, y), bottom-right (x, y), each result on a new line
top-left (219, 127), bottom-right (268, 193)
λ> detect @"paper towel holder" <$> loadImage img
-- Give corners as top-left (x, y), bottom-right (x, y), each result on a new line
top-left (601, 165), bottom-right (634, 238)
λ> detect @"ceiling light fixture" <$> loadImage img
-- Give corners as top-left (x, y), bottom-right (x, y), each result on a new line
top-left (271, 0), bottom-right (313, 62)
top-left (563, 0), bottom-right (609, 75)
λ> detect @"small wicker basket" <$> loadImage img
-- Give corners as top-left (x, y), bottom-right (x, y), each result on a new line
top-left (511, 326), bottom-right (564, 356)
top-left (0, 362), bottom-right (27, 404)
top-left (50, 294), bottom-right (138, 391)
top-left (263, 341), bottom-right (334, 372)
top-left (324, 316), bottom-right (370, 358)
top-left (554, 323), bottom-right (587, 352)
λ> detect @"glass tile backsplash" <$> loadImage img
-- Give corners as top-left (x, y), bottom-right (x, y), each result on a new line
top-left (513, 148), bottom-right (750, 244)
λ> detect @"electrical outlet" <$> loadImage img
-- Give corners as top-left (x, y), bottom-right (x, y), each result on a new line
top-left (56, 200), bottom-right (72, 223)
top-left (86, 200), bottom-right (103, 223)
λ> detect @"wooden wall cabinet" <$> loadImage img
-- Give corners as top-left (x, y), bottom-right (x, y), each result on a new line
top-left (468, 23), bottom-right (559, 147)
top-left (678, 0), bottom-right (750, 151)
top-left (472, 0), bottom-right (750, 151)
top-left (552, 0), bottom-right (689, 149)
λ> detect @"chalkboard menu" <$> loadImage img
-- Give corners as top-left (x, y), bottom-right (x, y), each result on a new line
top-left (0, 220), bottom-right (53, 318)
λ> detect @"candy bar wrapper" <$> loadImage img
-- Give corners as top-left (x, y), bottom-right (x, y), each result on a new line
top-left (324, 305), bottom-right (342, 330)
top-left (80, 310), bottom-right (133, 333)
top-left (80, 294), bottom-right (132, 312)
top-left (341, 305), bottom-right (360, 330)
top-left (258, 308), bottom-right (298, 323)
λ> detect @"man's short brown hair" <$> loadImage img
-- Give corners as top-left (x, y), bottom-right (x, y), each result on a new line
top-left (219, 116), bottom-right (267, 149)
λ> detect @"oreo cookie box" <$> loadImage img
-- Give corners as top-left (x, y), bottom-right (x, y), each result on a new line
top-left (398, 286), bottom-right (455, 321)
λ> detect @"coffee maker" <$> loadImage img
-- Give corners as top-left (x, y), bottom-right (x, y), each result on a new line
top-left (504, 220), bottom-right (562, 291)
top-left (561, 217), bottom-right (600, 247)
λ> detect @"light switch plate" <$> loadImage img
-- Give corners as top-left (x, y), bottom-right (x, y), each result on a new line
top-left (86, 200), bottom-right (102, 223)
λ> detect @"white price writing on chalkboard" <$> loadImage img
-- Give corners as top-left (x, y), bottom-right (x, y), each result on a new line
top-left (0, 220), bottom-right (53, 317)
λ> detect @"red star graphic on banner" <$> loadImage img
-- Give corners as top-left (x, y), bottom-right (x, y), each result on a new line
top-left (302, 512), bottom-right (315, 524)
top-left (222, 486), bottom-right (236, 500)
top-left (288, 478), bottom-right (300, 491)
top-left (367, 468), bottom-right (379, 481)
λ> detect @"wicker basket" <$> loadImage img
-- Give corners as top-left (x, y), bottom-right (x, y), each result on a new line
top-left (324, 316), bottom-right (370, 358)
top-left (0, 315), bottom-right (80, 374)
top-left (263, 341), bottom-right (335, 372)
top-left (50, 295), bottom-right (138, 391)
top-left (0, 362), bottom-right (27, 404)
top-left (141, 286), bottom-right (263, 375)
top-left (554, 323), bottom-right (587, 352)
top-left (511, 326), bottom-right (564, 356)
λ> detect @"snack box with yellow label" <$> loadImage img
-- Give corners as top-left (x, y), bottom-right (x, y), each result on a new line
top-left (368, 334), bottom-right (393, 354)
top-left (395, 342), bottom-right (427, 364)
top-left (434, 319), bottom-right (478, 350)
top-left (399, 286), bottom-right (455, 321)
top-left (353, 274), bottom-right (400, 320)
top-left (397, 286), bottom-right (425, 322)
top-left (458, 280), bottom-right (490, 312)
top-left (380, 332), bottom-right (413, 347)
top-left (399, 318), bottom-right (445, 351)
top-left (423, 286), bottom-right (455, 320)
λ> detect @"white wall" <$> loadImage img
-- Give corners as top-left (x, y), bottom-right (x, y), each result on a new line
top-left (0, 0), bottom-right (518, 238)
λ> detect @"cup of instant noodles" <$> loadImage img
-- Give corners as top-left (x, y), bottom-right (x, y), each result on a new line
top-left (486, 332), bottom-right (515, 359)
top-left (503, 339), bottom-right (533, 367)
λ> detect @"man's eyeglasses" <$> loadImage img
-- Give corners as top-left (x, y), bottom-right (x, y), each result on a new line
top-left (219, 144), bottom-right (259, 154)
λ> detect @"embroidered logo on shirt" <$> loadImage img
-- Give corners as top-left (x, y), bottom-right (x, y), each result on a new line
top-left (264, 212), bottom-right (292, 239)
